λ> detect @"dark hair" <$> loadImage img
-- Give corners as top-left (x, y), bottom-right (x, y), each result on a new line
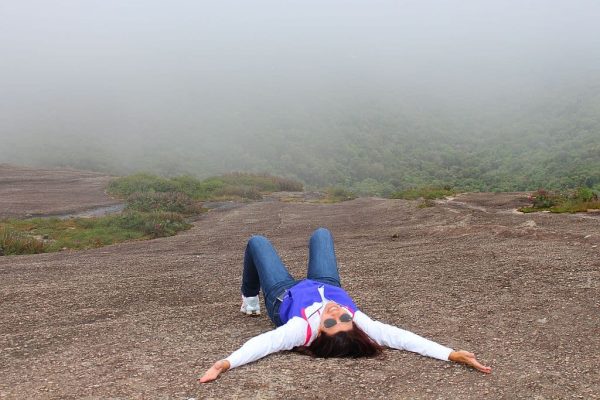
top-left (295, 325), bottom-right (383, 358)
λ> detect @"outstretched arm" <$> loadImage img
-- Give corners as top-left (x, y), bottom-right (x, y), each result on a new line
top-left (353, 311), bottom-right (491, 373)
top-left (198, 317), bottom-right (306, 383)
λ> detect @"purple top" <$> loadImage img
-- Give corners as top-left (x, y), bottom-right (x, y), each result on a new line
top-left (278, 279), bottom-right (358, 324)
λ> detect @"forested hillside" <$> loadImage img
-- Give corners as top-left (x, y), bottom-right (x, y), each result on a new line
top-left (2, 1), bottom-right (600, 195)
top-left (5, 79), bottom-right (598, 195)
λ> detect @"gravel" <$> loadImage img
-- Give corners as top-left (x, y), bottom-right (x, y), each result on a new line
top-left (1, 169), bottom-right (599, 399)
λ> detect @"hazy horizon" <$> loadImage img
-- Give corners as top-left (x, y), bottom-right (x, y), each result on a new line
top-left (1, 0), bottom-right (599, 188)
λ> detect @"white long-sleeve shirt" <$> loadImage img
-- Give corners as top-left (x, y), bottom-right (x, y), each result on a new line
top-left (225, 304), bottom-right (453, 369)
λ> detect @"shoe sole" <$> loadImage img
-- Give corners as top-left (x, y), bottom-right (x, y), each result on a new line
top-left (241, 309), bottom-right (261, 316)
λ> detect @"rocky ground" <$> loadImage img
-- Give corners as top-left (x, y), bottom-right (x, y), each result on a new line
top-left (1, 166), bottom-right (599, 399)
top-left (0, 164), bottom-right (121, 219)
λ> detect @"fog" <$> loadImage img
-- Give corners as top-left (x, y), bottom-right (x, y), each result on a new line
top-left (1, 0), bottom-right (600, 188)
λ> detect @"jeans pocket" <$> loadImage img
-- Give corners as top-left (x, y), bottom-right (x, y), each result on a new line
top-left (272, 299), bottom-right (283, 326)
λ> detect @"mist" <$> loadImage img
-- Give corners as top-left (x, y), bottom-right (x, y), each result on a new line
top-left (1, 0), bottom-right (600, 190)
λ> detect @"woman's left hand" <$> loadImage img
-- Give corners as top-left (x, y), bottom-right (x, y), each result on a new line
top-left (449, 350), bottom-right (492, 374)
top-left (198, 359), bottom-right (230, 383)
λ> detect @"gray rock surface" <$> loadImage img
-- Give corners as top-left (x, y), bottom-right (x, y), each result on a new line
top-left (1, 171), bottom-right (599, 399)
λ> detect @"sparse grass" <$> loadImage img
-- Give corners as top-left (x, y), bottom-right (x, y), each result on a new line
top-left (214, 185), bottom-right (263, 200)
top-left (0, 226), bottom-right (48, 255)
top-left (1, 211), bottom-right (192, 255)
top-left (417, 199), bottom-right (436, 208)
top-left (107, 173), bottom-right (180, 197)
top-left (390, 186), bottom-right (456, 200)
top-left (519, 188), bottom-right (600, 213)
top-left (216, 172), bottom-right (304, 193)
top-left (323, 187), bottom-right (357, 203)
top-left (126, 192), bottom-right (204, 214)
top-left (107, 173), bottom-right (218, 199)
top-left (3, 172), bottom-right (303, 256)
top-left (107, 172), bottom-right (303, 201)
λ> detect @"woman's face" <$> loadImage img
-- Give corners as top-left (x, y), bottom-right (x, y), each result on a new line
top-left (319, 302), bottom-right (353, 336)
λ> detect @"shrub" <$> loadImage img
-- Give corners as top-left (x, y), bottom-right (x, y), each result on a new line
top-left (126, 192), bottom-right (202, 214)
top-left (107, 173), bottom-right (179, 197)
top-left (521, 187), bottom-right (600, 213)
top-left (170, 175), bottom-right (208, 197)
top-left (188, 177), bottom-right (225, 199)
top-left (215, 185), bottom-right (263, 200)
top-left (140, 212), bottom-right (190, 238)
top-left (110, 211), bottom-right (191, 238)
top-left (418, 199), bottom-right (436, 208)
top-left (530, 189), bottom-right (559, 208)
top-left (275, 177), bottom-right (304, 192)
top-left (216, 172), bottom-right (303, 192)
top-left (325, 187), bottom-right (357, 203)
top-left (108, 172), bottom-right (303, 200)
top-left (0, 227), bottom-right (47, 255)
top-left (217, 172), bottom-right (275, 191)
top-left (573, 187), bottom-right (598, 202)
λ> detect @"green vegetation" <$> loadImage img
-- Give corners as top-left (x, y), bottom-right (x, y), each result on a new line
top-left (390, 186), bottom-right (457, 200)
top-left (323, 187), bottom-right (357, 203)
top-left (519, 188), bottom-right (600, 213)
top-left (126, 192), bottom-right (203, 214)
top-left (4, 80), bottom-right (600, 195)
top-left (0, 212), bottom-right (191, 255)
top-left (1, 172), bottom-right (304, 256)
top-left (0, 227), bottom-right (47, 255)
top-left (107, 172), bottom-right (303, 201)
top-left (417, 199), bottom-right (437, 208)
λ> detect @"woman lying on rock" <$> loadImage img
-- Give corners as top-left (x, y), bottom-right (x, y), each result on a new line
top-left (199, 228), bottom-right (491, 383)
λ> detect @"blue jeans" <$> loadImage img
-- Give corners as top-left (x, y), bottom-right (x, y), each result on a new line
top-left (241, 227), bottom-right (341, 326)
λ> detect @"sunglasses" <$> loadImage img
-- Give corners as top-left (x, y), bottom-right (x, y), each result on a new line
top-left (323, 313), bottom-right (353, 328)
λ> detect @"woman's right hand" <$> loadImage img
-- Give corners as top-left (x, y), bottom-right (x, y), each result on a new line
top-left (198, 359), bottom-right (230, 383)
top-left (449, 350), bottom-right (492, 374)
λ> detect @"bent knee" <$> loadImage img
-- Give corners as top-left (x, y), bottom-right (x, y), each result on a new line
top-left (248, 235), bottom-right (269, 248)
top-left (311, 227), bottom-right (332, 239)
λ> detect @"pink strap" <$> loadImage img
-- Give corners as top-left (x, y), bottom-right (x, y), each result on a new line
top-left (300, 308), bottom-right (312, 345)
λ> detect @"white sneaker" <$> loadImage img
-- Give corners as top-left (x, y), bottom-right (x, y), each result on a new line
top-left (240, 295), bottom-right (261, 316)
